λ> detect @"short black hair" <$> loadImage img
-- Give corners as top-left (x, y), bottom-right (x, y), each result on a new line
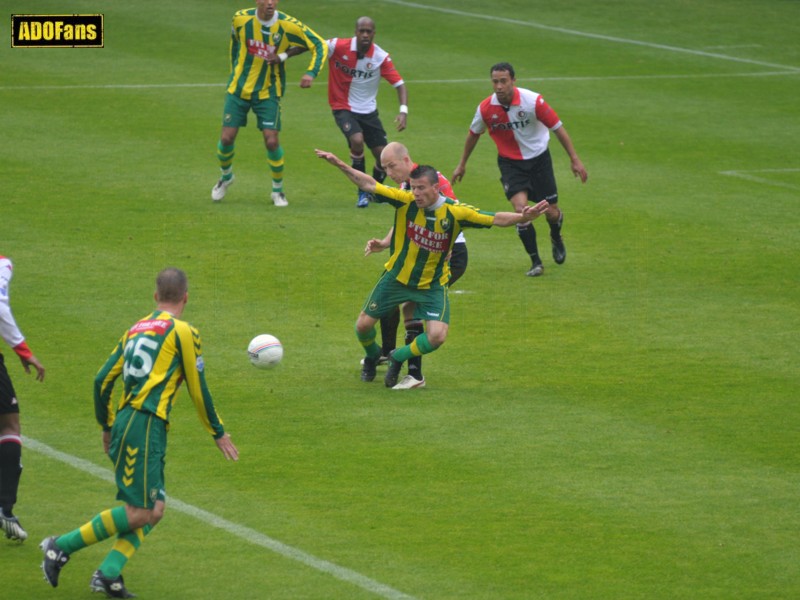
top-left (409, 165), bottom-right (439, 186)
top-left (490, 62), bottom-right (515, 79)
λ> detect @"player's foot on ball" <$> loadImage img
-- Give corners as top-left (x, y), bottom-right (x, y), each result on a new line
top-left (271, 191), bottom-right (288, 207)
top-left (89, 569), bottom-right (137, 598)
top-left (361, 356), bottom-right (377, 382)
top-left (392, 375), bottom-right (425, 390)
top-left (551, 213), bottom-right (566, 264)
top-left (211, 175), bottom-right (234, 202)
top-left (40, 536), bottom-right (70, 588)
top-left (384, 352), bottom-right (403, 388)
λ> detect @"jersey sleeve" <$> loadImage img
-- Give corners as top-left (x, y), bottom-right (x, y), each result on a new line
top-left (228, 14), bottom-right (241, 70)
top-left (437, 173), bottom-right (456, 200)
top-left (449, 202), bottom-right (496, 229)
top-left (535, 95), bottom-right (562, 130)
top-left (93, 334), bottom-right (127, 431)
top-left (175, 322), bottom-right (226, 439)
top-left (0, 258), bottom-right (26, 351)
top-left (373, 182), bottom-right (414, 208)
top-left (283, 17), bottom-right (328, 78)
top-left (380, 56), bottom-right (404, 87)
top-left (469, 103), bottom-right (487, 135)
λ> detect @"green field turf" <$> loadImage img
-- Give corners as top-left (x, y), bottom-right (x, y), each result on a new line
top-left (2, 0), bottom-right (798, 598)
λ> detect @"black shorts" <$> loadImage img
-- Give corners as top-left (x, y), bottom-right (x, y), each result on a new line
top-left (498, 149), bottom-right (558, 204)
top-left (448, 242), bottom-right (468, 288)
top-left (0, 354), bottom-right (19, 415)
top-left (332, 110), bottom-right (388, 151)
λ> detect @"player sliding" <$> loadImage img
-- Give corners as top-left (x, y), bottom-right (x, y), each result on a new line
top-left (315, 148), bottom-right (549, 388)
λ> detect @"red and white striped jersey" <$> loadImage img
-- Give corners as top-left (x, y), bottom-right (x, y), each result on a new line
top-left (326, 37), bottom-right (404, 114)
top-left (0, 256), bottom-right (26, 353)
top-left (469, 87), bottom-right (562, 160)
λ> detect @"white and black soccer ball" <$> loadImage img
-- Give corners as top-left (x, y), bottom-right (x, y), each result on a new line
top-left (247, 334), bottom-right (283, 369)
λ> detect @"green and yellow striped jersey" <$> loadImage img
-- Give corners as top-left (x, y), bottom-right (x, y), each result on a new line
top-left (226, 9), bottom-right (327, 101)
top-left (94, 311), bottom-right (225, 439)
top-left (374, 183), bottom-right (497, 289)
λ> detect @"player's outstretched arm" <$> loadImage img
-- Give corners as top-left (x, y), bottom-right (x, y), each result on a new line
top-left (492, 200), bottom-right (550, 226)
top-left (315, 149), bottom-right (378, 193)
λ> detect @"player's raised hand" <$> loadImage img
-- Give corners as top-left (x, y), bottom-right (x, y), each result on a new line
top-left (315, 149), bottom-right (340, 165)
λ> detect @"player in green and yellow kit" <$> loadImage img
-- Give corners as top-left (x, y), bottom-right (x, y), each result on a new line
top-left (212, 0), bottom-right (328, 207)
top-left (41, 268), bottom-right (238, 598)
top-left (315, 149), bottom-right (550, 388)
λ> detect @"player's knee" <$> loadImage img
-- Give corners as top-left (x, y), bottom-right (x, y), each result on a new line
top-left (125, 507), bottom-right (151, 530)
top-left (349, 136), bottom-right (365, 154)
top-left (355, 314), bottom-right (375, 335)
top-left (150, 502), bottom-right (166, 527)
top-left (263, 131), bottom-right (280, 150)
top-left (0, 414), bottom-right (21, 436)
top-left (219, 127), bottom-right (238, 146)
top-left (428, 330), bottom-right (447, 348)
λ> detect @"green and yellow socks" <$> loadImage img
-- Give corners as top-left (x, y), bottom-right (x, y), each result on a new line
top-left (53, 505), bottom-right (153, 579)
top-left (216, 142), bottom-right (235, 183)
top-left (267, 146), bottom-right (284, 193)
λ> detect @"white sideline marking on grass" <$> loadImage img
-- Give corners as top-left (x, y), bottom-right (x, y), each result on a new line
top-left (409, 70), bottom-right (799, 84)
top-left (719, 168), bottom-right (800, 191)
top-left (24, 436), bottom-right (419, 600)
top-left (0, 70), bottom-right (795, 92)
top-left (379, 0), bottom-right (800, 73)
top-left (703, 44), bottom-right (763, 50)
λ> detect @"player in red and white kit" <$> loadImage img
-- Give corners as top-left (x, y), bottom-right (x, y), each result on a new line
top-left (0, 255), bottom-right (45, 542)
top-left (453, 62), bottom-right (587, 277)
top-left (326, 16), bottom-right (408, 208)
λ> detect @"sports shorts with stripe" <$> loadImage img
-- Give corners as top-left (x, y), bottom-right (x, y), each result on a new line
top-left (108, 405), bottom-right (167, 509)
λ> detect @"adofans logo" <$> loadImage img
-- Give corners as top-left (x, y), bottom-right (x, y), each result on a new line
top-left (12, 14), bottom-right (104, 48)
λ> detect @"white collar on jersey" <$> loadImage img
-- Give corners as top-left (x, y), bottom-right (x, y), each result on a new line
top-left (425, 195), bottom-right (447, 212)
top-left (257, 12), bottom-right (278, 28)
top-left (349, 37), bottom-right (373, 58)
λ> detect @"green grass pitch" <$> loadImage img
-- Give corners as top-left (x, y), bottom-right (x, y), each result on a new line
top-left (2, 0), bottom-right (798, 598)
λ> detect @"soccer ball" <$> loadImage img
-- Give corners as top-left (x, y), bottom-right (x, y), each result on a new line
top-left (247, 334), bottom-right (283, 369)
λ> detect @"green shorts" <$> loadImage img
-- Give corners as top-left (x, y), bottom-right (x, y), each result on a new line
top-left (222, 92), bottom-right (282, 131)
top-left (363, 272), bottom-right (450, 324)
top-left (108, 406), bottom-right (167, 509)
